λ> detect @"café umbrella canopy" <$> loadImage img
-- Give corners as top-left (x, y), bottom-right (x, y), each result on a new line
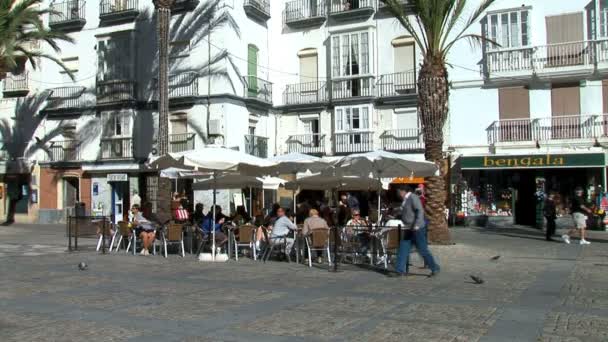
top-left (263, 153), bottom-right (332, 221)
top-left (155, 146), bottom-right (276, 260)
top-left (285, 173), bottom-right (389, 191)
top-left (332, 151), bottom-right (439, 223)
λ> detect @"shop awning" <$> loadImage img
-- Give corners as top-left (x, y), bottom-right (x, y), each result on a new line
top-left (460, 153), bottom-right (605, 170)
top-left (82, 163), bottom-right (143, 173)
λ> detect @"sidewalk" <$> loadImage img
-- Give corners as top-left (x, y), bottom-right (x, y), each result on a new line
top-left (0, 224), bottom-right (607, 341)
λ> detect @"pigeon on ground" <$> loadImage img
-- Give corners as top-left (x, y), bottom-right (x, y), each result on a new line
top-left (78, 262), bottom-right (88, 271)
top-left (491, 255), bottom-right (501, 261)
top-left (470, 275), bottom-right (484, 284)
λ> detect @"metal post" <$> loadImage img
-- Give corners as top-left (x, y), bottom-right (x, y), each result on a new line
top-left (212, 172), bottom-right (217, 261)
top-left (68, 216), bottom-right (72, 252)
top-left (330, 225), bottom-right (340, 272)
top-left (102, 218), bottom-right (107, 254)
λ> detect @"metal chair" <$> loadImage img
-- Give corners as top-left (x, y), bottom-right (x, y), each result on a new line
top-left (233, 224), bottom-right (257, 261)
top-left (162, 223), bottom-right (185, 258)
top-left (95, 220), bottom-right (116, 252)
top-left (305, 228), bottom-right (332, 268)
top-left (113, 221), bottom-right (131, 253)
top-left (379, 226), bottom-right (404, 269)
top-left (261, 227), bottom-right (291, 263)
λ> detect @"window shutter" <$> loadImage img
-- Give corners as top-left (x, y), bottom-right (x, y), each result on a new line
top-left (498, 87), bottom-right (530, 120)
top-left (361, 107), bottom-right (369, 129)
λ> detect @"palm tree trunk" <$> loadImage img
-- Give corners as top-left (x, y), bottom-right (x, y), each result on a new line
top-left (154, 0), bottom-right (174, 222)
top-left (418, 58), bottom-right (451, 244)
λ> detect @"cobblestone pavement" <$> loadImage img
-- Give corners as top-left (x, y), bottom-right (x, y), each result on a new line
top-left (0, 224), bottom-right (607, 341)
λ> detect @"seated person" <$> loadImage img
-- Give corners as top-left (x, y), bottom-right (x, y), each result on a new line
top-left (345, 209), bottom-right (371, 255)
top-left (269, 207), bottom-right (297, 255)
top-left (200, 213), bottom-right (228, 249)
top-left (232, 205), bottom-right (251, 225)
top-left (131, 204), bottom-right (156, 255)
top-left (302, 208), bottom-right (329, 236)
top-left (192, 203), bottom-right (205, 227)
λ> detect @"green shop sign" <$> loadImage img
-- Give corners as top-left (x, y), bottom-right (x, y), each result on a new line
top-left (460, 153), bottom-right (605, 169)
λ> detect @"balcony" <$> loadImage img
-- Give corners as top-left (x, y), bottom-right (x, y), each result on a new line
top-left (329, 0), bottom-right (374, 21)
top-left (49, 1), bottom-right (86, 31)
top-left (96, 80), bottom-right (136, 106)
top-left (244, 0), bottom-right (270, 22)
top-left (483, 40), bottom-right (608, 83)
top-left (378, 0), bottom-right (411, 10)
top-left (242, 76), bottom-right (273, 105)
top-left (334, 131), bottom-right (373, 154)
top-left (172, 0), bottom-right (199, 14)
top-left (99, 0), bottom-right (139, 24)
top-left (169, 133), bottom-right (195, 153)
top-left (283, 81), bottom-right (328, 106)
top-left (381, 128), bottom-right (424, 152)
top-left (376, 71), bottom-right (416, 105)
top-left (332, 76), bottom-right (375, 101)
top-left (47, 140), bottom-right (81, 163)
top-left (101, 137), bottom-right (133, 160)
top-left (244, 134), bottom-right (268, 158)
top-left (287, 134), bottom-right (326, 155)
top-left (45, 86), bottom-right (87, 113)
top-left (154, 72), bottom-right (199, 105)
top-left (3, 72), bottom-right (29, 97)
top-left (486, 115), bottom-right (608, 145)
top-left (284, 0), bottom-right (326, 28)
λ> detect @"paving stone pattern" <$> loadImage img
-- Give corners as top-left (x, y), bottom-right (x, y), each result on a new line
top-left (0, 224), bottom-right (607, 341)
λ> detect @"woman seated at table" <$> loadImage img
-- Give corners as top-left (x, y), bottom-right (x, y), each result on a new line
top-left (131, 204), bottom-right (156, 255)
top-left (345, 209), bottom-right (371, 256)
top-left (302, 209), bottom-right (329, 236)
top-left (232, 205), bottom-right (251, 225)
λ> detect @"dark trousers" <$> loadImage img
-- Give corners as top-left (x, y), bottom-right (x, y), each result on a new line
top-left (545, 216), bottom-right (556, 240)
top-left (395, 226), bottom-right (439, 274)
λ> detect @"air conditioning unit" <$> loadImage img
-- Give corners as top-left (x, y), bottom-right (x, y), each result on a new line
top-left (209, 119), bottom-right (222, 136)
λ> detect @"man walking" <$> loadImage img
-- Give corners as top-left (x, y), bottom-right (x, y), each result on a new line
top-left (392, 186), bottom-right (440, 277)
top-left (544, 192), bottom-right (557, 241)
top-left (563, 187), bottom-right (591, 245)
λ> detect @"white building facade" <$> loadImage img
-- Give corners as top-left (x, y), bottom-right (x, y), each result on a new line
top-left (1, 0), bottom-right (607, 226)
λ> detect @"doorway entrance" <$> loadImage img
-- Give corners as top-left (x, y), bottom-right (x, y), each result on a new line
top-left (63, 177), bottom-right (79, 210)
top-left (111, 182), bottom-right (129, 224)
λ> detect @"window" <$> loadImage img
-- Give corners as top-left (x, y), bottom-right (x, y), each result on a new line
top-left (102, 112), bottom-right (131, 137)
top-left (247, 44), bottom-right (259, 94)
top-left (331, 31), bottom-right (370, 77)
top-left (335, 106), bottom-right (370, 132)
top-left (171, 119), bottom-right (187, 135)
top-left (60, 57), bottom-right (79, 73)
top-left (485, 9), bottom-right (529, 49)
top-left (601, 0), bottom-right (608, 38)
top-left (97, 33), bottom-right (133, 81)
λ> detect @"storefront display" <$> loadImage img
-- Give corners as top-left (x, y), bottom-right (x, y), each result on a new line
top-left (455, 153), bottom-right (606, 227)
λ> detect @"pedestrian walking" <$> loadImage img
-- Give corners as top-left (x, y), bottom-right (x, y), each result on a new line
top-left (544, 192), bottom-right (557, 241)
top-left (391, 186), bottom-right (440, 277)
top-left (563, 187), bottom-right (592, 245)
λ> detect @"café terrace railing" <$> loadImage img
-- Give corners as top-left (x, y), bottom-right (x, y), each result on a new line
top-left (484, 39), bottom-right (608, 75)
top-left (486, 115), bottom-right (608, 144)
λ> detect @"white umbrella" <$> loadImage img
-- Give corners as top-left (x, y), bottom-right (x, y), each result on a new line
top-left (332, 151), bottom-right (438, 224)
top-left (263, 153), bottom-right (332, 223)
top-left (161, 146), bottom-right (276, 260)
top-left (193, 175), bottom-right (285, 215)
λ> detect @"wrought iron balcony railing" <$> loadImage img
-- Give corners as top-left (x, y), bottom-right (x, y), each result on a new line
top-left (329, 0), bottom-right (374, 14)
top-left (100, 0), bottom-right (139, 21)
top-left (242, 76), bottom-right (273, 104)
top-left (48, 140), bottom-right (81, 162)
top-left (49, 0), bottom-right (86, 29)
top-left (244, 134), bottom-right (268, 158)
top-left (486, 115), bottom-right (608, 144)
top-left (97, 80), bottom-right (136, 104)
top-left (484, 40), bottom-right (608, 77)
top-left (380, 128), bottom-right (424, 152)
top-left (332, 76), bottom-right (374, 100)
top-left (334, 131), bottom-right (373, 154)
top-left (3, 72), bottom-right (29, 96)
top-left (101, 137), bottom-right (133, 160)
top-left (283, 81), bottom-right (327, 105)
top-left (46, 86), bottom-right (87, 111)
top-left (169, 133), bottom-right (195, 153)
top-left (283, 0), bottom-right (326, 26)
top-left (287, 133), bottom-right (326, 155)
top-left (377, 71), bottom-right (416, 97)
top-left (244, 0), bottom-right (271, 21)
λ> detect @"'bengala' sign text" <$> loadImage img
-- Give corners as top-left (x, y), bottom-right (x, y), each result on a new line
top-left (483, 155), bottom-right (564, 167)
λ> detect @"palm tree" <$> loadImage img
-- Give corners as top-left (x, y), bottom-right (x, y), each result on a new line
top-left (381, 0), bottom-right (497, 243)
top-left (0, 0), bottom-right (74, 79)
